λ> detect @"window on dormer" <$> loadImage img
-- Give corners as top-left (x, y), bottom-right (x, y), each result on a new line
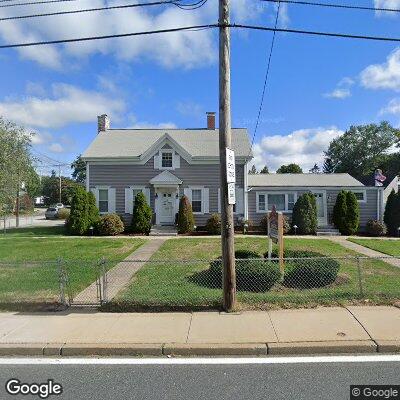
top-left (161, 151), bottom-right (173, 168)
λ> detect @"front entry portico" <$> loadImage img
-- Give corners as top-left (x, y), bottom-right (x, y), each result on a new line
top-left (150, 171), bottom-right (183, 226)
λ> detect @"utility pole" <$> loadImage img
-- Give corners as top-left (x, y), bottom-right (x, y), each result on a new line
top-left (219, 0), bottom-right (236, 311)
top-left (58, 164), bottom-right (62, 204)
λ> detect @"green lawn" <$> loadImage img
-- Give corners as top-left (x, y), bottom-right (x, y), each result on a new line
top-left (1, 225), bottom-right (67, 237)
top-left (0, 236), bottom-right (146, 305)
top-left (115, 238), bottom-right (400, 310)
top-left (348, 238), bottom-right (400, 257)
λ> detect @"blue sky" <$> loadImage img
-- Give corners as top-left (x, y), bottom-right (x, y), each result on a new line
top-left (0, 0), bottom-right (399, 174)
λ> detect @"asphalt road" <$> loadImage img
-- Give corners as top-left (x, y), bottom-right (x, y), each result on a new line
top-left (0, 357), bottom-right (399, 400)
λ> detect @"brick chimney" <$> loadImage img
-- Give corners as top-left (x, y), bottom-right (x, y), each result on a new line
top-left (206, 112), bottom-right (215, 130)
top-left (97, 114), bottom-right (110, 133)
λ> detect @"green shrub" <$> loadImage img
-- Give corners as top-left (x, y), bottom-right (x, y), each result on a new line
top-left (291, 193), bottom-right (317, 234)
top-left (234, 249), bottom-right (261, 259)
top-left (384, 189), bottom-right (400, 236)
top-left (57, 208), bottom-right (70, 220)
top-left (265, 249), bottom-right (340, 288)
top-left (131, 192), bottom-right (152, 235)
top-left (259, 214), bottom-right (269, 233)
top-left (366, 220), bottom-right (387, 237)
top-left (282, 215), bottom-right (291, 234)
top-left (333, 190), bottom-right (360, 235)
top-left (177, 195), bottom-right (195, 234)
top-left (66, 186), bottom-right (99, 235)
top-left (205, 213), bottom-right (221, 235)
top-left (209, 258), bottom-right (281, 292)
top-left (97, 213), bottom-right (124, 236)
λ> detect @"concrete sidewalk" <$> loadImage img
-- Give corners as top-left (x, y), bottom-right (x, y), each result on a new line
top-left (0, 306), bottom-right (399, 356)
top-left (73, 238), bottom-right (166, 303)
top-left (329, 237), bottom-right (400, 268)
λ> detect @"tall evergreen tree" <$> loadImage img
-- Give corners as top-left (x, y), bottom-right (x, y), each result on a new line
top-left (260, 165), bottom-right (269, 174)
top-left (249, 165), bottom-right (258, 174)
top-left (309, 163), bottom-right (320, 173)
top-left (291, 193), bottom-right (317, 234)
top-left (323, 157), bottom-right (335, 173)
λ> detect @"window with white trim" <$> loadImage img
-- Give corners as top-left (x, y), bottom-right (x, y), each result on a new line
top-left (161, 150), bottom-right (173, 169)
top-left (257, 192), bottom-right (297, 213)
top-left (191, 189), bottom-right (202, 213)
top-left (352, 190), bottom-right (366, 202)
top-left (98, 189), bottom-right (109, 213)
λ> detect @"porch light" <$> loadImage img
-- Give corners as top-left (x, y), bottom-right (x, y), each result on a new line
top-left (89, 226), bottom-right (94, 236)
top-left (293, 224), bottom-right (298, 235)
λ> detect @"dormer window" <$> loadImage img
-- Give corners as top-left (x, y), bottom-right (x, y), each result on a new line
top-left (161, 150), bottom-right (173, 169)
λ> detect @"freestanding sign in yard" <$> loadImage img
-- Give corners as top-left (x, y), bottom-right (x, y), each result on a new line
top-left (267, 205), bottom-right (284, 273)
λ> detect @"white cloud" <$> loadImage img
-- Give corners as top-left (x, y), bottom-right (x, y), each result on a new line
top-left (48, 143), bottom-right (64, 153)
top-left (323, 88), bottom-right (351, 99)
top-left (31, 131), bottom-right (53, 145)
top-left (360, 48), bottom-right (400, 91)
top-left (252, 127), bottom-right (344, 172)
top-left (0, 83), bottom-right (125, 128)
top-left (130, 121), bottom-right (177, 129)
top-left (0, 0), bottom-right (276, 69)
top-left (374, 0), bottom-right (400, 17)
top-left (380, 98), bottom-right (400, 115)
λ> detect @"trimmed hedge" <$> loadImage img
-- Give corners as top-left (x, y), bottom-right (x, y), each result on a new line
top-left (97, 213), bottom-right (124, 236)
top-left (177, 195), bottom-right (195, 234)
top-left (234, 249), bottom-right (262, 259)
top-left (209, 258), bottom-right (281, 292)
top-left (291, 193), bottom-right (317, 234)
top-left (366, 220), bottom-right (387, 237)
top-left (333, 190), bottom-right (360, 235)
top-left (267, 249), bottom-right (340, 288)
top-left (205, 213), bottom-right (221, 235)
top-left (131, 192), bottom-right (152, 235)
top-left (384, 189), bottom-right (400, 236)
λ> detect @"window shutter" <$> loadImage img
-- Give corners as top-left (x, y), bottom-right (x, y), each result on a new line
top-left (125, 188), bottom-right (133, 214)
top-left (173, 154), bottom-right (180, 169)
top-left (236, 187), bottom-right (244, 215)
top-left (154, 155), bottom-right (160, 170)
top-left (144, 188), bottom-right (151, 206)
top-left (183, 188), bottom-right (191, 202)
top-left (91, 188), bottom-right (99, 208)
top-left (203, 188), bottom-right (209, 214)
top-left (109, 188), bottom-right (116, 213)
top-left (218, 188), bottom-right (221, 213)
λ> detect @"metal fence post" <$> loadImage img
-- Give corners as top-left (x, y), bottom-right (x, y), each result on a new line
top-left (356, 257), bottom-right (364, 297)
top-left (57, 257), bottom-right (66, 306)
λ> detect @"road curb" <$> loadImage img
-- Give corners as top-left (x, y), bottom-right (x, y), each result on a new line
top-left (376, 340), bottom-right (400, 353)
top-left (0, 344), bottom-right (46, 356)
top-left (268, 340), bottom-right (377, 355)
top-left (60, 344), bottom-right (163, 356)
top-left (163, 343), bottom-right (268, 356)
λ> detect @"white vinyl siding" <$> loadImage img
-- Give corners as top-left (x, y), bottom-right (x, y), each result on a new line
top-left (256, 192), bottom-right (297, 213)
top-left (352, 190), bottom-right (367, 203)
top-left (218, 187), bottom-right (244, 214)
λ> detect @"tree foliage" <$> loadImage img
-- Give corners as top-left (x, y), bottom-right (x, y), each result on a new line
top-left (260, 165), bottom-right (269, 174)
top-left (291, 193), bottom-right (317, 234)
top-left (41, 174), bottom-right (79, 206)
top-left (323, 157), bottom-right (335, 173)
top-left (71, 155), bottom-right (86, 184)
top-left (66, 186), bottom-right (99, 235)
top-left (276, 163), bottom-right (303, 174)
top-left (324, 122), bottom-right (400, 179)
top-left (384, 189), bottom-right (400, 236)
top-left (332, 190), bottom-right (360, 235)
top-left (248, 165), bottom-right (258, 174)
top-left (131, 192), bottom-right (153, 235)
top-left (309, 163), bottom-right (320, 173)
top-left (177, 195), bottom-right (195, 234)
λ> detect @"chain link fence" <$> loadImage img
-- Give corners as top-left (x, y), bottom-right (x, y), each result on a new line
top-left (0, 255), bottom-right (399, 309)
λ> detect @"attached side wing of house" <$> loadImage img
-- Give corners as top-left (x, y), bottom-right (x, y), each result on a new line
top-left (81, 113), bottom-right (253, 227)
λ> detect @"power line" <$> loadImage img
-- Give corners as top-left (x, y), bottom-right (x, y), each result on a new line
top-left (0, 0), bottom-right (80, 9)
top-left (229, 24), bottom-right (400, 42)
top-left (249, 1), bottom-right (281, 157)
top-left (0, 24), bottom-right (217, 49)
top-left (0, 0), bottom-right (184, 22)
top-left (260, 0), bottom-right (400, 13)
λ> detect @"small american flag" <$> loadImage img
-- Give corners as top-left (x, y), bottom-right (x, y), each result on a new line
top-left (374, 169), bottom-right (386, 187)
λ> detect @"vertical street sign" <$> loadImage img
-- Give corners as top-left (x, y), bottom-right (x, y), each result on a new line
top-left (226, 148), bottom-right (236, 184)
top-left (227, 182), bottom-right (236, 204)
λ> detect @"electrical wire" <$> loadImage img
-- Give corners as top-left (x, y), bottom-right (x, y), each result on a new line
top-left (248, 0), bottom-right (281, 157)
top-left (260, 0), bottom-right (400, 13)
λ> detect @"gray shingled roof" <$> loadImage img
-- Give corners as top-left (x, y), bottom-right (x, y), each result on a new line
top-left (82, 128), bottom-right (251, 159)
top-left (248, 173), bottom-right (365, 187)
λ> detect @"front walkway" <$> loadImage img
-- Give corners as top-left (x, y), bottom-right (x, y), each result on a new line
top-left (329, 236), bottom-right (400, 268)
top-left (73, 238), bottom-right (167, 303)
top-left (0, 306), bottom-right (398, 356)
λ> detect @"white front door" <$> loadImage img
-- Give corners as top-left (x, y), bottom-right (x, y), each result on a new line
top-left (313, 191), bottom-right (327, 226)
top-left (159, 191), bottom-right (175, 225)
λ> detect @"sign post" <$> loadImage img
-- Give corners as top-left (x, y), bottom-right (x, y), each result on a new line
top-left (267, 205), bottom-right (284, 273)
